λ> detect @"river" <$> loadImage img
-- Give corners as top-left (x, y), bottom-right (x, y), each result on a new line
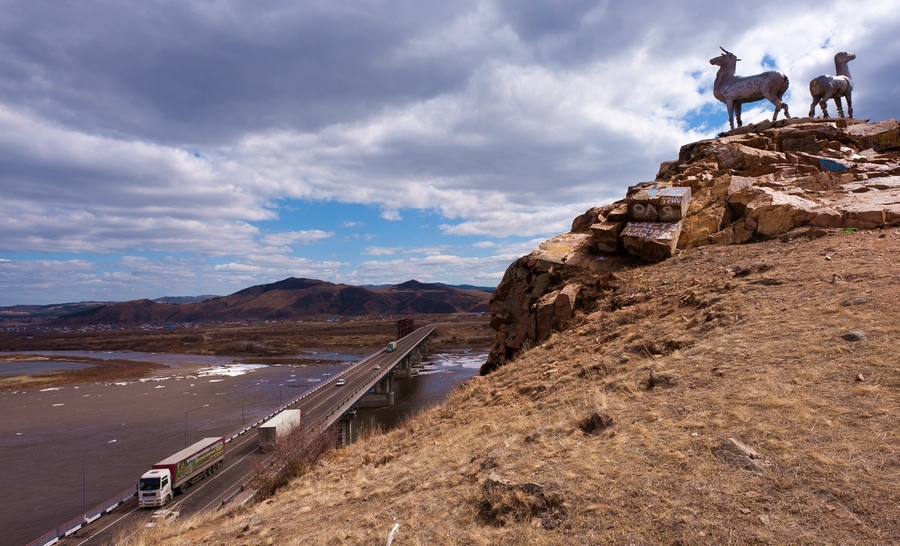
top-left (2, 348), bottom-right (484, 546)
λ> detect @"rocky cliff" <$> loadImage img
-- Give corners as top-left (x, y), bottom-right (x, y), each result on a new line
top-left (483, 118), bottom-right (900, 373)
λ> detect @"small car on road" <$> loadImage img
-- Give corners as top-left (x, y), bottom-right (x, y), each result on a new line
top-left (335, 379), bottom-right (345, 386)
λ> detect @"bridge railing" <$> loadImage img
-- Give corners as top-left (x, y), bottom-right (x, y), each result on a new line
top-left (311, 326), bottom-right (435, 432)
top-left (220, 353), bottom-right (377, 444)
top-left (24, 485), bottom-right (137, 546)
top-left (25, 326), bottom-right (434, 546)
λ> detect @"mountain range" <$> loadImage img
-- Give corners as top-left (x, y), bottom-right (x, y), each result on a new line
top-left (28, 278), bottom-right (492, 325)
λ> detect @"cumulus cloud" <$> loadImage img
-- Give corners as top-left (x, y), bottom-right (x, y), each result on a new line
top-left (350, 252), bottom-right (515, 286)
top-left (363, 247), bottom-right (401, 256)
top-left (0, 0), bottom-right (898, 304)
top-left (261, 230), bottom-right (334, 247)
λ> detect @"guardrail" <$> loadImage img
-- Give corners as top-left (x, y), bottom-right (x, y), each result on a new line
top-left (24, 326), bottom-right (433, 546)
top-left (221, 354), bottom-right (375, 443)
top-left (25, 486), bottom-right (137, 546)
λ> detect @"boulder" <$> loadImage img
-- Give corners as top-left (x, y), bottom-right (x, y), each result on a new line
top-left (535, 284), bottom-right (581, 341)
top-left (679, 203), bottom-right (728, 248)
top-left (482, 232), bottom-right (624, 373)
top-left (742, 188), bottom-right (819, 237)
top-left (590, 221), bottom-right (624, 252)
top-left (620, 222), bottom-right (683, 261)
top-left (845, 119), bottom-right (900, 152)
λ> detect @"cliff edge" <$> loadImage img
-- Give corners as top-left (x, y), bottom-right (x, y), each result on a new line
top-left (483, 118), bottom-right (900, 373)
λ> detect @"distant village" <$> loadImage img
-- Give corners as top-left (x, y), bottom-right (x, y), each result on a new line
top-left (0, 312), bottom-right (486, 334)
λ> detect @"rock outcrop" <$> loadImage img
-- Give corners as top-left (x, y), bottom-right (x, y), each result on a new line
top-left (482, 118), bottom-right (900, 374)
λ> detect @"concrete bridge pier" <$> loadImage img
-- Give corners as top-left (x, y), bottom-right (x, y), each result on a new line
top-left (337, 410), bottom-right (357, 446)
top-left (394, 354), bottom-right (413, 378)
top-left (357, 373), bottom-right (395, 407)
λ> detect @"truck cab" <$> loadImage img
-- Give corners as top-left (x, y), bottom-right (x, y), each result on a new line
top-left (138, 468), bottom-right (173, 507)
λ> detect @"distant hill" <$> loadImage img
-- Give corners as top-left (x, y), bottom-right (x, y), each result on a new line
top-left (0, 302), bottom-right (114, 319)
top-left (434, 282), bottom-right (495, 293)
top-left (365, 282), bottom-right (495, 293)
top-left (44, 278), bottom-right (492, 326)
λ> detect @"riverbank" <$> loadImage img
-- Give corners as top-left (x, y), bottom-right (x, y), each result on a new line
top-left (5, 344), bottom-right (486, 546)
top-left (0, 353), bottom-right (169, 390)
top-left (0, 316), bottom-right (491, 356)
top-left (0, 319), bottom-right (490, 391)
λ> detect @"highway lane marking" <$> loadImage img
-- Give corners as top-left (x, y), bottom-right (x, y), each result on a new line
top-left (78, 432), bottom-right (265, 544)
top-left (70, 423), bottom-right (273, 544)
top-left (171, 434), bottom-right (273, 513)
top-left (73, 504), bottom-right (140, 546)
top-left (68, 327), bottom-right (436, 544)
top-left (198, 467), bottom-right (259, 513)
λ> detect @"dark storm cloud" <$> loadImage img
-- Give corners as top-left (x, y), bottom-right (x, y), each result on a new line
top-left (0, 0), bottom-right (898, 304)
top-left (0, 1), bottom-right (479, 144)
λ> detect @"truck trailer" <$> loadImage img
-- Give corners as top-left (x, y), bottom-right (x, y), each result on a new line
top-left (386, 341), bottom-right (398, 352)
top-left (257, 409), bottom-right (304, 451)
top-left (138, 436), bottom-right (225, 507)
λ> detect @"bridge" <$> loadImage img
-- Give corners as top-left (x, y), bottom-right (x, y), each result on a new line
top-left (25, 325), bottom-right (436, 546)
top-left (291, 324), bottom-right (435, 444)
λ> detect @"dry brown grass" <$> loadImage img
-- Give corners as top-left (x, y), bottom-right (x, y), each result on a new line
top-left (250, 425), bottom-right (338, 499)
top-left (118, 229), bottom-right (900, 545)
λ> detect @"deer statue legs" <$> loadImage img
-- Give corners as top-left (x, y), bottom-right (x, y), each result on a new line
top-left (808, 90), bottom-right (853, 119)
top-left (727, 95), bottom-right (790, 130)
top-left (771, 100), bottom-right (790, 123)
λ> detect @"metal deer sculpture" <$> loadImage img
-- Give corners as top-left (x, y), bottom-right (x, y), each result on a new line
top-left (808, 51), bottom-right (855, 119)
top-left (710, 47), bottom-right (791, 130)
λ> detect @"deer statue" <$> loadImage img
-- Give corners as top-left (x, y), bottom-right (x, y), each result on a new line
top-left (710, 47), bottom-right (791, 130)
top-left (808, 51), bottom-right (855, 119)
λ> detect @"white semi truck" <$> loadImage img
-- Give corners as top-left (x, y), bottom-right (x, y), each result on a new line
top-left (137, 437), bottom-right (225, 507)
top-left (257, 409), bottom-right (305, 451)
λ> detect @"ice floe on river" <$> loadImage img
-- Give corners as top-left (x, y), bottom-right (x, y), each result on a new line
top-left (192, 363), bottom-right (267, 377)
top-left (415, 351), bottom-right (487, 375)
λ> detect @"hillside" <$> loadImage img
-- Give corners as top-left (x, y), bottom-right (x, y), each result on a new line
top-left (122, 227), bottom-right (899, 546)
top-left (0, 302), bottom-right (113, 321)
top-left (47, 278), bottom-right (491, 326)
top-left (122, 119), bottom-right (899, 545)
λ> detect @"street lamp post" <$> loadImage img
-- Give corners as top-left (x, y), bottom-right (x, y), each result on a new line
top-left (241, 383), bottom-right (260, 427)
top-left (83, 439), bottom-right (116, 521)
top-left (184, 404), bottom-right (210, 448)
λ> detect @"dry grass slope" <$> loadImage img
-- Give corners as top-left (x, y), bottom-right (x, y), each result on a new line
top-left (121, 229), bottom-right (899, 545)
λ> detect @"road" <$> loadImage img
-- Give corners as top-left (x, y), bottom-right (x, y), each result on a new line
top-left (57, 326), bottom-right (435, 546)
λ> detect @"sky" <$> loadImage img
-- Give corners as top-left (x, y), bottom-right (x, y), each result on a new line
top-left (1, 1), bottom-right (898, 306)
